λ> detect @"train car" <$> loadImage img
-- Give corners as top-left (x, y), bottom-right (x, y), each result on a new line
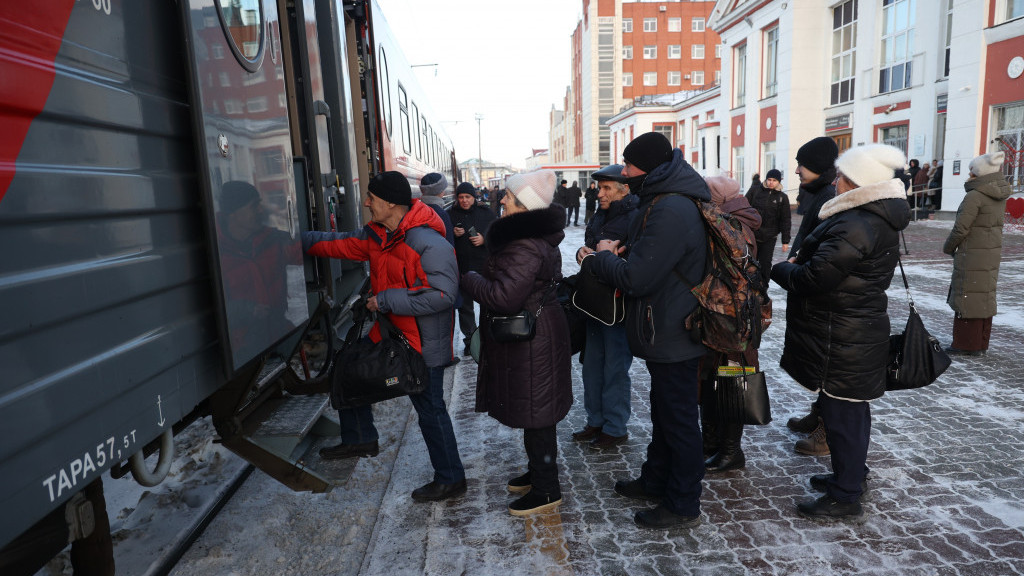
top-left (0, 0), bottom-right (457, 572)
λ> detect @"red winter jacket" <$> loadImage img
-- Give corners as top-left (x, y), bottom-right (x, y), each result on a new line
top-left (303, 200), bottom-right (458, 367)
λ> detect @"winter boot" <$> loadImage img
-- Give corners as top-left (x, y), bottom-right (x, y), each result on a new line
top-left (787, 401), bottom-right (820, 433)
top-left (705, 422), bottom-right (746, 473)
top-left (794, 418), bottom-right (830, 456)
top-left (701, 406), bottom-right (719, 459)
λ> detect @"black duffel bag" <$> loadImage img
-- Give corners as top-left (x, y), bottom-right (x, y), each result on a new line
top-left (331, 312), bottom-right (429, 407)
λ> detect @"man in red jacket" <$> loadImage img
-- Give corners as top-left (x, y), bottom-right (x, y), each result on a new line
top-left (303, 171), bottom-right (466, 502)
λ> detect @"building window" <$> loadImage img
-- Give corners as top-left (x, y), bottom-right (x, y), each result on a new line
top-left (1006, 0), bottom-right (1024, 21)
top-left (278, 93), bottom-right (286, 108)
top-left (692, 17), bottom-right (705, 32)
top-left (644, 45), bottom-right (657, 59)
top-left (879, 0), bottom-right (914, 94)
top-left (668, 71), bottom-right (681, 86)
top-left (734, 44), bottom-right (747, 107)
top-left (623, 72), bottom-right (633, 87)
top-left (942, 0), bottom-right (953, 78)
top-left (715, 44), bottom-right (723, 59)
top-left (880, 124), bottom-right (909, 156)
top-left (623, 45), bottom-right (633, 60)
top-left (668, 45), bottom-right (681, 59)
top-left (644, 18), bottom-right (657, 32)
top-left (692, 71), bottom-right (705, 86)
top-left (715, 70), bottom-right (722, 85)
top-left (764, 26), bottom-right (779, 98)
top-left (692, 44), bottom-right (705, 59)
top-left (831, 0), bottom-right (857, 105)
top-left (653, 124), bottom-right (674, 144)
top-left (643, 72), bottom-right (657, 86)
top-left (246, 96), bottom-right (268, 112)
top-left (668, 17), bottom-right (681, 32)
top-left (623, 18), bottom-right (632, 33)
top-left (762, 141), bottom-right (777, 175)
top-left (994, 102), bottom-right (1024, 193)
top-left (733, 146), bottom-right (745, 187)
top-left (219, 71), bottom-right (231, 87)
top-left (212, 44), bottom-right (225, 59)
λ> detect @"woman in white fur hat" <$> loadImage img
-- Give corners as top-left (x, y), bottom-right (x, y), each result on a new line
top-left (771, 143), bottom-right (911, 521)
top-left (942, 151), bottom-right (1011, 355)
top-left (460, 169), bottom-right (573, 516)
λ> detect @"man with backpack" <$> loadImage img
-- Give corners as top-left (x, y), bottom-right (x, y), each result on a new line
top-left (588, 131), bottom-right (709, 531)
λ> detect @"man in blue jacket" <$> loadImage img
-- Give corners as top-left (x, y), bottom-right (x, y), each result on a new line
top-left (589, 132), bottom-right (709, 531)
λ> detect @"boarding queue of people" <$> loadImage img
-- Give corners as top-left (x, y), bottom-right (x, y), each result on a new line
top-left (301, 131), bottom-right (1009, 529)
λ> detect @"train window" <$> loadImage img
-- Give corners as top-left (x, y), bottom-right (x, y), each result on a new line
top-left (378, 46), bottom-right (391, 138)
top-left (398, 84), bottom-right (410, 155)
top-left (412, 103), bottom-right (421, 159)
top-left (215, 0), bottom-right (265, 72)
top-left (421, 116), bottom-right (429, 164)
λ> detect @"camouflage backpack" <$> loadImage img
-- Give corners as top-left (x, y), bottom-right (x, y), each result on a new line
top-left (641, 194), bottom-right (772, 353)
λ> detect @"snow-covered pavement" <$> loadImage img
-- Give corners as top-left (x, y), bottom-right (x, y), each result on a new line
top-left (159, 215), bottom-right (1024, 576)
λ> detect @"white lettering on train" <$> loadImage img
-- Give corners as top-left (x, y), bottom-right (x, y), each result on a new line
top-left (42, 430), bottom-right (137, 502)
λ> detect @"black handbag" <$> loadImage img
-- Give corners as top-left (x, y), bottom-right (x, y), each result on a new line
top-left (886, 257), bottom-right (952, 391)
top-left (489, 282), bottom-right (555, 343)
top-left (705, 368), bottom-right (772, 425)
top-left (572, 255), bottom-right (625, 325)
top-left (330, 312), bottom-right (429, 407)
top-left (557, 276), bottom-right (587, 355)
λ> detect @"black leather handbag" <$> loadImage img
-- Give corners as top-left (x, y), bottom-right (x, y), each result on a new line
top-left (489, 282), bottom-right (555, 343)
top-left (886, 258), bottom-right (951, 391)
top-left (572, 255), bottom-right (625, 326)
top-left (706, 370), bottom-right (772, 425)
top-left (331, 312), bottom-right (429, 407)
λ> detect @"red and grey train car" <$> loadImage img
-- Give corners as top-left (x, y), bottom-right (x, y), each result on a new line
top-left (0, 0), bottom-right (456, 572)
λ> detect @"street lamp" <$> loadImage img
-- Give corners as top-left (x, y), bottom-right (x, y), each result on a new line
top-left (475, 113), bottom-right (484, 185)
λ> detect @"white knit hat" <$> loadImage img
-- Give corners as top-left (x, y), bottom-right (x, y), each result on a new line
top-left (506, 170), bottom-right (556, 211)
top-left (835, 144), bottom-right (906, 187)
top-left (969, 151), bottom-right (1005, 177)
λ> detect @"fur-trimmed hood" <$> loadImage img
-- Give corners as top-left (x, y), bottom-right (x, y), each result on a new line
top-left (485, 204), bottom-right (566, 253)
top-left (818, 178), bottom-right (909, 226)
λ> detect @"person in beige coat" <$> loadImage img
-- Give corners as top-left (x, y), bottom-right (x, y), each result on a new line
top-left (943, 151), bottom-right (1012, 355)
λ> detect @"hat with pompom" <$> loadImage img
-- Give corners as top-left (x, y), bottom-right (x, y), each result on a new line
top-left (835, 144), bottom-right (907, 187)
top-left (506, 170), bottom-right (556, 211)
top-left (969, 151), bottom-right (1005, 177)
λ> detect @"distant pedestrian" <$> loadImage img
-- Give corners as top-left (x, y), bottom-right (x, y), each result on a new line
top-left (419, 172), bottom-right (455, 245)
top-left (589, 131), bottom-right (709, 531)
top-left (771, 144), bottom-right (910, 521)
top-left (584, 181), bottom-right (598, 224)
top-left (566, 180), bottom-right (582, 226)
top-left (448, 182), bottom-right (497, 355)
top-left (573, 164), bottom-right (638, 450)
top-left (745, 168), bottom-right (791, 284)
top-left (702, 175), bottom-right (762, 474)
top-left (555, 179), bottom-right (569, 215)
top-left (943, 151), bottom-right (1011, 356)
top-left (784, 136), bottom-right (840, 457)
top-left (460, 169), bottom-right (572, 516)
top-left (748, 173), bottom-right (761, 195)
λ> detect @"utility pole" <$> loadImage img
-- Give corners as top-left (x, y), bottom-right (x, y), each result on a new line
top-left (475, 113), bottom-right (483, 185)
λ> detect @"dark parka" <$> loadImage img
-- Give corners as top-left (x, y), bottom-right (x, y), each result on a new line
top-left (447, 203), bottom-right (496, 273)
top-left (460, 205), bottom-right (572, 429)
top-left (589, 149), bottom-right (709, 363)
top-left (771, 178), bottom-right (911, 401)
top-left (943, 171), bottom-right (1012, 318)
top-left (745, 184), bottom-right (791, 245)
top-left (583, 193), bottom-right (638, 248)
top-left (788, 168), bottom-right (836, 259)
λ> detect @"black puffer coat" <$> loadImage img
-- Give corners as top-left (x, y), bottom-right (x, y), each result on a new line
top-left (590, 149), bottom-right (709, 363)
top-left (583, 194), bottom-right (638, 248)
top-left (771, 178), bottom-right (911, 401)
top-left (460, 205), bottom-right (572, 429)
top-left (788, 168), bottom-right (836, 259)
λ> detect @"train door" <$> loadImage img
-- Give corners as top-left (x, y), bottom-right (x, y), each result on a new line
top-left (178, 0), bottom-right (309, 375)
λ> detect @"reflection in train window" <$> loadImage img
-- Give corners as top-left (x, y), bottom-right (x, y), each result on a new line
top-left (216, 0), bottom-right (265, 72)
top-left (378, 46), bottom-right (391, 137)
top-left (398, 84), bottom-right (410, 155)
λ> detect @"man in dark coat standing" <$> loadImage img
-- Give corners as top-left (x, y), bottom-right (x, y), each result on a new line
top-left (584, 180), bottom-right (599, 224)
top-left (589, 132), bottom-right (709, 531)
top-left (448, 181), bottom-right (497, 355)
top-left (783, 136), bottom-right (840, 456)
top-left (745, 168), bottom-right (791, 283)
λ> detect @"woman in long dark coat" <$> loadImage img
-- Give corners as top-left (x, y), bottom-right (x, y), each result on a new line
top-left (943, 151), bottom-right (1011, 355)
top-left (460, 169), bottom-right (572, 516)
top-left (771, 144), bottom-right (910, 521)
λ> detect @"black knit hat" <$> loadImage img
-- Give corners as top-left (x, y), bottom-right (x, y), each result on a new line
top-left (623, 132), bottom-right (674, 174)
top-left (796, 137), bottom-right (840, 175)
top-left (368, 171), bottom-right (412, 206)
top-left (765, 169), bottom-right (783, 181)
top-left (455, 181), bottom-right (478, 199)
top-left (220, 180), bottom-right (260, 214)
